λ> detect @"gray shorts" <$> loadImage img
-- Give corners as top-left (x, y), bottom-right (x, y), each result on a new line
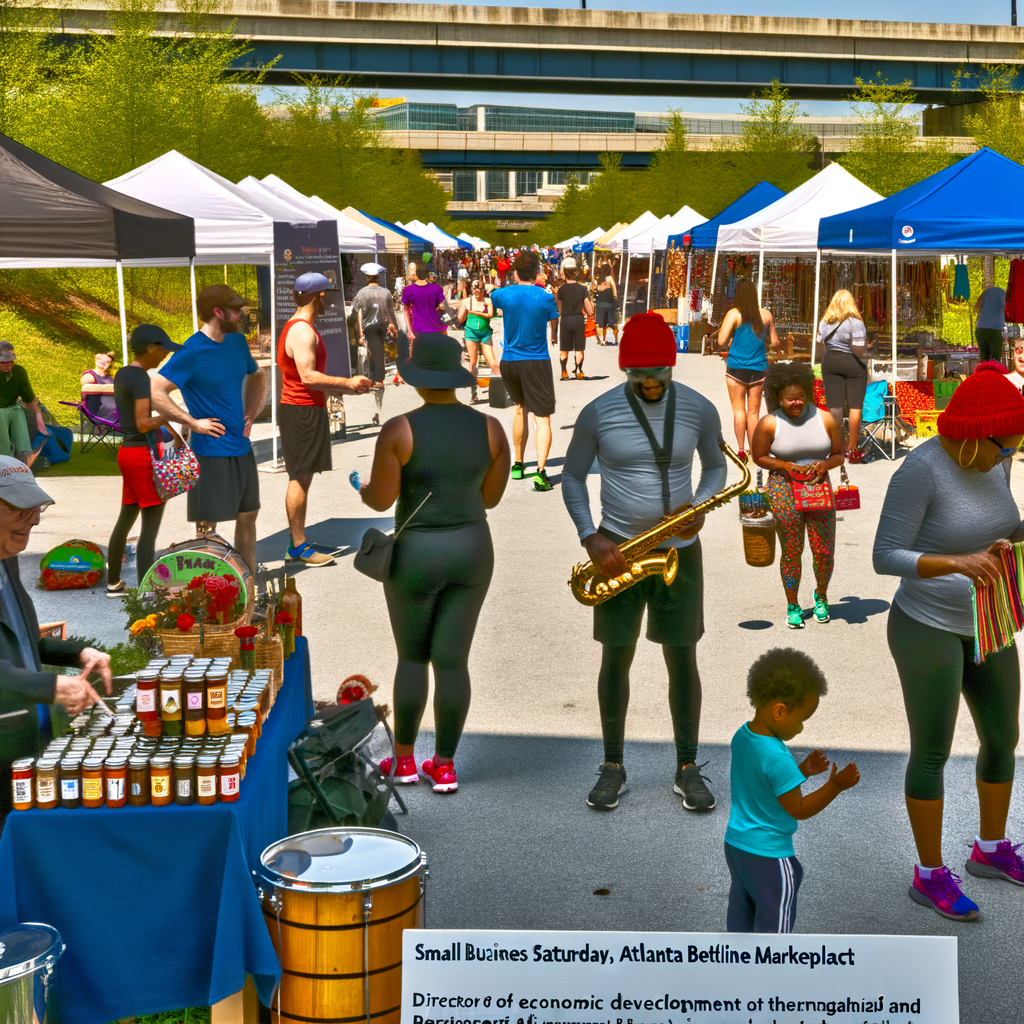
top-left (187, 449), bottom-right (260, 523)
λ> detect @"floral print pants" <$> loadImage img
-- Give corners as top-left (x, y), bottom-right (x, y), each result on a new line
top-left (767, 472), bottom-right (836, 597)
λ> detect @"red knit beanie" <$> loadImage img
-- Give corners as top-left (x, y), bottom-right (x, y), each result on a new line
top-left (619, 313), bottom-right (677, 369)
top-left (937, 361), bottom-right (1024, 440)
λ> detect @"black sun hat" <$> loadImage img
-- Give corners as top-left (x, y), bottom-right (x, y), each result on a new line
top-left (397, 331), bottom-right (476, 389)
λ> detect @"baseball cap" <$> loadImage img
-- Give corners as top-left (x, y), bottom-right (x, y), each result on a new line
top-left (129, 324), bottom-right (182, 355)
top-left (0, 341), bottom-right (15, 361)
top-left (0, 456), bottom-right (54, 509)
top-left (294, 272), bottom-right (337, 292)
top-left (562, 257), bottom-right (577, 269)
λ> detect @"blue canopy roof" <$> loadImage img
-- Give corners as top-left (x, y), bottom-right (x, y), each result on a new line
top-left (358, 210), bottom-right (433, 250)
top-left (818, 148), bottom-right (1024, 251)
top-left (673, 182), bottom-right (786, 251)
top-left (572, 240), bottom-right (596, 253)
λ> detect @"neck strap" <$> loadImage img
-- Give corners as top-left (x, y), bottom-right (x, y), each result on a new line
top-left (623, 383), bottom-right (675, 516)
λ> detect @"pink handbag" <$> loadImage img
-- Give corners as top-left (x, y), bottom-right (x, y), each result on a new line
top-left (791, 468), bottom-right (834, 511)
top-left (834, 465), bottom-right (861, 510)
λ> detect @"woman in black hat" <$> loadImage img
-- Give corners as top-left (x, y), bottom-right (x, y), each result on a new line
top-left (360, 332), bottom-right (510, 794)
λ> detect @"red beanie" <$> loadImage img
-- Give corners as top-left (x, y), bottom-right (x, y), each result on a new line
top-left (937, 361), bottom-right (1024, 440)
top-left (619, 313), bottom-right (677, 369)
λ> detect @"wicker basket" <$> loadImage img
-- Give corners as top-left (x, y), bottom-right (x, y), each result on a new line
top-left (255, 633), bottom-right (284, 699)
top-left (157, 619), bottom-right (245, 668)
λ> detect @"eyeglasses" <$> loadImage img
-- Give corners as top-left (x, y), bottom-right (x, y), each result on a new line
top-left (988, 437), bottom-right (1020, 462)
top-left (0, 499), bottom-right (50, 517)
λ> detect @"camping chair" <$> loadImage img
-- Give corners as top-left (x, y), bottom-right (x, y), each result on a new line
top-left (58, 400), bottom-right (126, 456)
top-left (859, 380), bottom-right (911, 461)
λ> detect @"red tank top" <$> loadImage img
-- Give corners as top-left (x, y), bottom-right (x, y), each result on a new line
top-left (278, 318), bottom-right (326, 408)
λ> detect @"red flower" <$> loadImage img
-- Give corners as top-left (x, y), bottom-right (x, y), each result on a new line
top-left (176, 613), bottom-right (195, 631)
top-left (187, 576), bottom-right (204, 590)
top-left (275, 612), bottom-right (293, 625)
top-left (340, 685), bottom-right (366, 704)
top-left (234, 625), bottom-right (259, 639)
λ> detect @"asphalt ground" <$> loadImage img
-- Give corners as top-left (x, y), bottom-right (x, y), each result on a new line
top-left (27, 330), bottom-right (1024, 1021)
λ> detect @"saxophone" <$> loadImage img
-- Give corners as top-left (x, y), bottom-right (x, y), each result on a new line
top-left (568, 438), bottom-right (751, 606)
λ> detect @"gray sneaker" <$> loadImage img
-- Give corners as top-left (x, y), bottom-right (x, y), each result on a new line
top-left (587, 762), bottom-right (626, 811)
top-left (674, 762), bottom-right (716, 811)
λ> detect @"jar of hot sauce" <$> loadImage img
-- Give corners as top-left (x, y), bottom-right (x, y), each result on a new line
top-left (35, 759), bottom-right (58, 809)
top-left (218, 754), bottom-right (240, 802)
top-left (159, 669), bottom-right (184, 737)
top-left (184, 671), bottom-right (207, 737)
top-left (128, 756), bottom-right (151, 806)
top-left (104, 757), bottom-right (128, 808)
top-left (149, 756), bottom-right (173, 806)
top-left (196, 755), bottom-right (219, 805)
top-left (135, 669), bottom-right (161, 738)
top-left (205, 668), bottom-right (229, 735)
top-left (11, 758), bottom-right (34, 811)
top-left (82, 756), bottom-right (105, 808)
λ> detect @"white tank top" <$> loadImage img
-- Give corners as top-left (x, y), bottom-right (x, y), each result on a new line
top-left (770, 405), bottom-right (831, 464)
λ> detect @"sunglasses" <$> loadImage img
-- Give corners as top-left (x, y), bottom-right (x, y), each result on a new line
top-left (989, 437), bottom-right (1020, 462)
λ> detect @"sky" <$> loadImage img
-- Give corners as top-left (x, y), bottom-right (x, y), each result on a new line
top-left (350, 0), bottom-right (1017, 118)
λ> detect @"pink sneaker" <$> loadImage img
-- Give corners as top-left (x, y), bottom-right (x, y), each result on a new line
top-left (380, 755), bottom-right (418, 784)
top-left (908, 865), bottom-right (980, 921)
top-left (965, 840), bottom-right (1024, 886)
top-left (421, 757), bottom-right (458, 793)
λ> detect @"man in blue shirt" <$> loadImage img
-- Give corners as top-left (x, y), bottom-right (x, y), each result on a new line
top-left (491, 250), bottom-right (559, 491)
top-left (150, 284), bottom-right (267, 572)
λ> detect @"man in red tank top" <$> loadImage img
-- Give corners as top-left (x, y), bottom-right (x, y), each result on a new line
top-left (279, 272), bottom-right (372, 566)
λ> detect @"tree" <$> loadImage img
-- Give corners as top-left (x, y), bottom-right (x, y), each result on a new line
top-left (0, 0), bottom-right (61, 139)
top-left (958, 64), bottom-right (1024, 164)
top-left (738, 80), bottom-right (813, 159)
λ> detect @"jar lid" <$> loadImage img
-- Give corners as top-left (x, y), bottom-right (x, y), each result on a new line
top-left (103, 758), bottom-right (127, 768)
top-left (238, 712), bottom-right (257, 725)
top-left (219, 754), bottom-right (240, 766)
top-left (197, 755), bottom-right (220, 765)
top-left (0, 922), bottom-right (63, 984)
top-left (59, 756), bottom-right (82, 766)
top-left (128, 756), bottom-right (150, 767)
top-left (83, 756), bottom-right (105, 768)
top-left (11, 758), bottom-right (34, 769)
top-left (160, 670), bottom-right (184, 680)
top-left (173, 754), bottom-right (196, 765)
top-left (150, 755), bottom-right (172, 767)
top-left (36, 759), bottom-right (58, 769)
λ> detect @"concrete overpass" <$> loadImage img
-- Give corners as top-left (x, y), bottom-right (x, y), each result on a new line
top-left (55, 1), bottom-right (1024, 101)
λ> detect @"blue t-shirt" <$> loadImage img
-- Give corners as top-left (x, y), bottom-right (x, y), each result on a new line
top-left (491, 284), bottom-right (559, 360)
top-left (725, 723), bottom-right (807, 859)
top-left (159, 331), bottom-right (258, 458)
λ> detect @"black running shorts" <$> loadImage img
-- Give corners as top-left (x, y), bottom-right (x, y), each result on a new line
top-left (499, 358), bottom-right (556, 417)
top-left (279, 403), bottom-right (333, 480)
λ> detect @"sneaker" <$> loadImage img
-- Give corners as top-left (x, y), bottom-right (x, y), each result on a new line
top-left (421, 758), bottom-right (458, 793)
top-left (587, 762), bottom-right (626, 811)
top-left (533, 469), bottom-right (553, 492)
top-left (786, 603), bottom-right (804, 629)
top-left (511, 462), bottom-right (525, 480)
top-left (560, 369), bottom-right (570, 380)
top-left (965, 840), bottom-right (1024, 886)
top-left (909, 865), bottom-right (980, 921)
top-left (674, 762), bottom-right (716, 811)
top-left (106, 580), bottom-right (126, 598)
top-left (286, 541), bottom-right (336, 567)
top-left (576, 369), bottom-right (585, 380)
top-left (379, 755), bottom-right (418, 784)
top-left (813, 592), bottom-right (830, 623)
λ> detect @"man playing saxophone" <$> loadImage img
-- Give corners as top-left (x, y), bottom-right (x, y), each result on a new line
top-left (562, 313), bottom-right (727, 812)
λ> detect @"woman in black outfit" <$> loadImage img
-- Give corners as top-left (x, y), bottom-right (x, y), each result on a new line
top-left (361, 332), bottom-right (510, 793)
top-left (556, 258), bottom-right (595, 380)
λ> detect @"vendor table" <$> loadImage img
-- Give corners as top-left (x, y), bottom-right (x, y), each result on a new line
top-left (0, 637), bottom-right (315, 1024)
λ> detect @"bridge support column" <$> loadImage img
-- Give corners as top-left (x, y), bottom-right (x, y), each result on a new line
top-left (476, 170), bottom-right (486, 203)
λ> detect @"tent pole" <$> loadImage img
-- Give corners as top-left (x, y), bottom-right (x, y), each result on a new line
top-left (189, 258), bottom-right (198, 335)
top-left (115, 261), bottom-right (129, 367)
top-left (891, 248), bottom-right (897, 459)
top-left (810, 248), bottom-right (822, 366)
top-left (270, 256), bottom-right (278, 469)
top-left (683, 248), bottom-right (692, 327)
top-left (706, 248), bottom-right (720, 355)
top-left (756, 229), bottom-right (765, 307)
top-left (619, 244), bottom-right (628, 329)
top-left (646, 249), bottom-right (655, 311)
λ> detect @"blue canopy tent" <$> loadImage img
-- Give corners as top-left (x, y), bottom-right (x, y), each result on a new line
top-left (357, 211), bottom-right (433, 252)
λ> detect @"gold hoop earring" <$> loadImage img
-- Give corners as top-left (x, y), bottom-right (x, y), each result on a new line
top-left (958, 438), bottom-right (979, 468)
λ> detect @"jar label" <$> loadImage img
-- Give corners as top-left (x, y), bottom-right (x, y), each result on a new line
top-left (151, 776), bottom-right (170, 797)
top-left (36, 778), bottom-right (55, 802)
top-left (137, 689), bottom-right (157, 714)
top-left (220, 771), bottom-right (239, 795)
top-left (60, 779), bottom-right (80, 800)
top-left (207, 686), bottom-right (226, 709)
top-left (12, 778), bottom-right (32, 804)
top-left (106, 777), bottom-right (125, 801)
top-left (161, 688), bottom-right (181, 715)
top-left (198, 775), bottom-right (217, 797)
top-left (186, 692), bottom-right (204, 710)
top-left (177, 779), bottom-right (192, 798)
top-left (83, 778), bottom-right (103, 801)
top-left (131, 782), bottom-right (142, 796)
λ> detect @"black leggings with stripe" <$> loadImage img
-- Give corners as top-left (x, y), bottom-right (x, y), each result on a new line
top-left (725, 842), bottom-right (803, 933)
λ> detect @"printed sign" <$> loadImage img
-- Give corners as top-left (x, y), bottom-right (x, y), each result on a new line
top-left (139, 551), bottom-right (246, 597)
top-left (496, 221), bottom-right (537, 232)
top-left (274, 221), bottom-right (351, 377)
top-left (401, 930), bottom-right (957, 1024)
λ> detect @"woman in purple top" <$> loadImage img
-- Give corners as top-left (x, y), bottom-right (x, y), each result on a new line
top-left (401, 263), bottom-right (448, 340)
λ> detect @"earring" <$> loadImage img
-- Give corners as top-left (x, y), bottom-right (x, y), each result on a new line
top-left (958, 438), bottom-right (979, 468)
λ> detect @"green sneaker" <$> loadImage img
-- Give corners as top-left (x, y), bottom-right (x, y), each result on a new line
top-left (813, 591), bottom-right (830, 623)
top-left (511, 462), bottom-right (525, 480)
top-left (786, 603), bottom-right (804, 629)
top-left (533, 468), bottom-right (553, 492)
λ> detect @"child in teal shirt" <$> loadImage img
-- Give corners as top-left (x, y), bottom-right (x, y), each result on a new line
top-left (725, 648), bottom-right (860, 932)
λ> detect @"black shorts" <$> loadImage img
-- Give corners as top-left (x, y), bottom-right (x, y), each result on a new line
top-left (559, 314), bottom-right (586, 352)
top-left (499, 358), bottom-right (556, 417)
top-left (725, 365), bottom-right (767, 386)
top-left (279, 403), bottom-right (332, 480)
top-left (595, 305), bottom-right (618, 329)
top-left (187, 449), bottom-right (260, 522)
top-left (821, 348), bottom-right (868, 409)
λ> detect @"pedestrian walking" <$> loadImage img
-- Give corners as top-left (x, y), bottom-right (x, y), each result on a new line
top-left (556, 257), bottom-right (594, 380)
top-left (818, 289), bottom-right (869, 462)
top-left (353, 262), bottom-right (399, 426)
top-left (458, 280), bottom-right (499, 404)
top-left (150, 284), bottom-right (266, 573)
top-left (974, 282), bottom-right (1006, 363)
top-left (594, 262), bottom-right (619, 345)
top-left (360, 331), bottom-right (510, 794)
top-left (278, 272), bottom-right (373, 567)
top-left (401, 263), bottom-right (449, 341)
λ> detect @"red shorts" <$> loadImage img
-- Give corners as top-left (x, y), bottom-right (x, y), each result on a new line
top-left (118, 444), bottom-right (163, 507)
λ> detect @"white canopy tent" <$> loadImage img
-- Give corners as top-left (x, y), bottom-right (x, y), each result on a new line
top-left (458, 232), bottom-right (492, 249)
top-left (398, 219), bottom-right (467, 250)
top-left (606, 211), bottom-right (661, 254)
top-left (554, 225), bottom-right (604, 250)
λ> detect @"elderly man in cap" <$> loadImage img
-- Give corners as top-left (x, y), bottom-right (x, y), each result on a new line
top-left (150, 284), bottom-right (263, 572)
top-left (278, 272), bottom-right (372, 567)
top-left (352, 262), bottom-right (398, 426)
top-left (0, 457), bottom-right (112, 823)
top-left (0, 342), bottom-right (47, 468)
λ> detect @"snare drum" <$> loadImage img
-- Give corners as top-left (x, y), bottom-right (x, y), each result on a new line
top-left (256, 828), bottom-right (427, 1024)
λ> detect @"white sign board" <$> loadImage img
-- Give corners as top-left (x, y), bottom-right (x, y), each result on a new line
top-left (402, 931), bottom-right (957, 1024)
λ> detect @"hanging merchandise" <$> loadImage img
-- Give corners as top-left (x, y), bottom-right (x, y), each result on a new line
top-left (951, 262), bottom-right (970, 303)
top-left (1005, 260), bottom-right (1024, 323)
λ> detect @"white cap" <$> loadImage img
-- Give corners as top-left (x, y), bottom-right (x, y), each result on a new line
top-left (360, 262), bottom-right (386, 276)
top-left (562, 257), bottom-right (577, 269)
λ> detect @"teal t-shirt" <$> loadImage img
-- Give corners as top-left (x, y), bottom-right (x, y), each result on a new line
top-left (725, 722), bottom-right (806, 859)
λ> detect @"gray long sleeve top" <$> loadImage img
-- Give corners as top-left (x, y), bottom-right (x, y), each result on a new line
top-left (872, 436), bottom-right (1024, 635)
top-left (562, 381), bottom-right (727, 548)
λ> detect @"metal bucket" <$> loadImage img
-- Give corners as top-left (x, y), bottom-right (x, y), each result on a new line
top-left (0, 922), bottom-right (64, 1024)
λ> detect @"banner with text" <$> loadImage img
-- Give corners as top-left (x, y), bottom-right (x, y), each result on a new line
top-left (273, 221), bottom-right (350, 377)
top-left (402, 930), bottom-right (956, 1024)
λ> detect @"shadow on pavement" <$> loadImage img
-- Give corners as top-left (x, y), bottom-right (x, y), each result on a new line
top-left (256, 517), bottom-right (393, 565)
top-left (828, 595), bottom-right (891, 624)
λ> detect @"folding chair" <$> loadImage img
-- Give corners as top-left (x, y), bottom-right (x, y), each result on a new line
top-left (58, 400), bottom-right (126, 456)
top-left (859, 380), bottom-right (912, 461)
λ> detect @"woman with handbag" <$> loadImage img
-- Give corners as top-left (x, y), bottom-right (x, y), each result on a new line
top-left (818, 289), bottom-right (869, 463)
top-left (751, 361), bottom-right (845, 629)
top-left (359, 332), bottom-right (510, 793)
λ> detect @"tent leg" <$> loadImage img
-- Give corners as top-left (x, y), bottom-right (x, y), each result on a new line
top-left (756, 238), bottom-right (765, 308)
top-left (810, 249), bottom-right (821, 366)
top-left (190, 258), bottom-right (198, 335)
top-left (706, 248), bottom-right (719, 355)
top-left (891, 248), bottom-right (897, 459)
top-left (646, 249), bottom-right (654, 311)
top-left (683, 249), bottom-right (692, 330)
top-left (619, 248), bottom-right (628, 330)
top-left (270, 257), bottom-right (279, 469)
top-left (115, 261), bottom-right (129, 367)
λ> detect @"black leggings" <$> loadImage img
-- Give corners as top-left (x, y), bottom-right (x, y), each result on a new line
top-left (107, 503), bottom-right (165, 585)
top-left (363, 323), bottom-right (388, 384)
top-left (821, 348), bottom-right (868, 410)
top-left (385, 522), bottom-right (493, 759)
top-left (887, 600), bottom-right (1020, 801)
top-left (598, 643), bottom-right (702, 766)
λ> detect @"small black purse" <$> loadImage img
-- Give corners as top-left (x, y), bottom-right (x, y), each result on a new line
top-left (352, 493), bottom-right (431, 582)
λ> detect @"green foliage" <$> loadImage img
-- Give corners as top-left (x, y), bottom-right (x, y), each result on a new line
top-left (738, 80), bottom-right (814, 159)
top-left (956, 64), bottom-right (1024, 164)
top-left (0, 0), bottom-right (64, 138)
top-left (107, 1008), bottom-right (210, 1024)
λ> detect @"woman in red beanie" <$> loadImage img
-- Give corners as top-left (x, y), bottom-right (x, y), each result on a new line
top-left (873, 361), bottom-right (1024, 922)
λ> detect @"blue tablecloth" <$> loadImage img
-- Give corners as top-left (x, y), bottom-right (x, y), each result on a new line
top-left (0, 637), bottom-right (314, 1024)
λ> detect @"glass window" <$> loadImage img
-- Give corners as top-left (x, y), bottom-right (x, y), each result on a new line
top-left (453, 172), bottom-right (477, 202)
top-left (516, 171), bottom-right (542, 196)
top-left (486, 171), bottom-right (509, 201)
top-left (483, 106), bottom-right (635, 134)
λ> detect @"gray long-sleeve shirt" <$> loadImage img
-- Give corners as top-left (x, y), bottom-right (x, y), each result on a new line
top-left (562, 381), bottom-right (727, 548)
top-left (872, 436), bottom-right (1024, 635)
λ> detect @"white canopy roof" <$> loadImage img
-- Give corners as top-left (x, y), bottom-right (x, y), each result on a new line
top-left (715, 163), bottom-right (883, 253)
top-left (258, 175), bottom-right (381, 253)
top-left (623, 206), bottom-right (708, 255)
top-left (554, 225), bottom-right (605, 250)
top-left (399, 219), bottom-right (465, 250)
top-left (458, 231), bottom-right (491, 249)
top-left (606, 211), bottom-right (661, 252)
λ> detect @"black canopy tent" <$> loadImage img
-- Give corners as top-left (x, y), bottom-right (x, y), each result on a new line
top-left (0, 132), bottom-right (195, 363)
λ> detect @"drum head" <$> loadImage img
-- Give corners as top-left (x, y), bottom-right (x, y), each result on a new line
top-left (0, 923), bottom-right (63, 982)
top-left (139, 536), bottom-right (254, 618)
top-left (260, 828), bottom-right (422, 893)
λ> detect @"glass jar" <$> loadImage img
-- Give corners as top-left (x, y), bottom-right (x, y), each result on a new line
top-left (35, 759), bottom-right (58, 809)
top-left (218, 754), bottom-right (240, 802)
top-left (149, 756), bottom-right (172, 806)
top-left (82, 756), bottom-right (105, 808)
top-left (135, 669), bottom-right (161, 738)
top-left (205, 668), bottom-right (229, 735)
top-left (183, 671), bottom-right (207, 737)
top-left (226, 742), bottom-right (248, 780)
top-left (104, 757), bottom-right (128, 808)
top-left (196, 755), bottom-right (219, 805)
top-left (128, 756), bottom-right (150, 806)
top-left (159, 669), bottom-right (184, 737)
top-left (237, 712), bottom-right (259, 758)
top-left (173, 755), bottom-right (196, 806)
top-left (11, 758), bottom-right (34, 811)
top-left (59, 758), bottom-right (82, 809)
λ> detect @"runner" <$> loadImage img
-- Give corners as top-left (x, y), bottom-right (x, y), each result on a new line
top-left (556, 257), bottom-right (595, 380)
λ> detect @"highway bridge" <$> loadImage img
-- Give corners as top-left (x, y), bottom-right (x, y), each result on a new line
top-left (54, 1), bottom-right (1024, 101)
